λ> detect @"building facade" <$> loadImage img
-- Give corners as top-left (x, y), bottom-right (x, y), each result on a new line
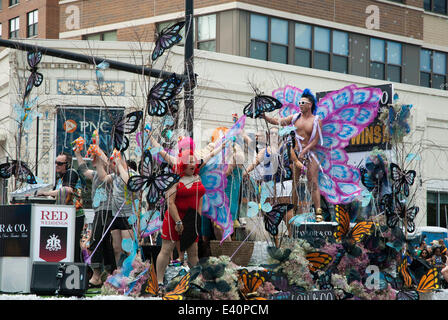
top-left (0, 0), bottom-right (60, 39)
top-left (0, 0), bottom-right (448, 230)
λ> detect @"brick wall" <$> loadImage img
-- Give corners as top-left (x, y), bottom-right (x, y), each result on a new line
top-left (59, 0), bottom-right (424, 41)
top-left (0, 0), bottom-right (59, 39)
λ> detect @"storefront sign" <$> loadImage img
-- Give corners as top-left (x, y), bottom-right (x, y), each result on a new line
top-left (0, 205), bottom-right (32, 257)
top-left (32, 204), bottom-right (76, 262)
top-left (292, 223), bottom-right (335, 240)
top-left (56, 106), bottom-right (124, 156)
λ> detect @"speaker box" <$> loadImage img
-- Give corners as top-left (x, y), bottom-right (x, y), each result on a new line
top-left (30, 262), bottom-right (89, 296)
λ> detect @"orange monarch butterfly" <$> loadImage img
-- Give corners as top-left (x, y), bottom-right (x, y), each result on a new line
top-left (238, 269), bottom-right (267, 300)
top-left (416, 267), bottom-right (439, 293)
top-left (396, 267), bottom-right (440, 300)
top-left (141, 263), bottom-right (191, 300)
top-left (333, 205), bottom-right (374, 244)
top-left (398, 258), bottom-right (413, 288)
top-left (306, 252), bottom-right (333, 273)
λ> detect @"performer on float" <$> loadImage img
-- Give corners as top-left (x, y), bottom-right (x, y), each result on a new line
top-left (263, 89), bottom-right (324, 222)
top-left (156, 146), bottom-right (206, 287)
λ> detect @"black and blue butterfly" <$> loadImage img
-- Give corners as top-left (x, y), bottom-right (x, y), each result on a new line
top-left (381, 193), bottom-right (419, 233)
top-left (0, 160), bottom-right (37, 184)
top-left (152, 21), bottom-right (186, 61)
top-left (111, 110), bottom-right (143, 152)
top-left (390, 163), bottom-right (416, 197)
top-left (243, 95), bottom-right (283, 119)
top-left (147, 73), bottom-right (184, 117)
top-left (263, 203), bottom-right (294, 236)
top-left (127, 149), bottom-right (180, 204)
top-left (24, 51), bottom-right (44, 99)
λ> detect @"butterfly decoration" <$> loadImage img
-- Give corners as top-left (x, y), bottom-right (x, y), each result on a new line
top-left (127, 149), bottom-right (180, 204)
top-left (333, 205), bottom-right (374, 245)
top-left (95, 60), bottom-right (110, 81)
top-left (24, 51), bottom-right (44, 99)
top-left (396, 267), bottom-right (440, 300)
top-left (263, 203), bottom-right (294, 237)
top-left (13, 97), bottom-right (40, 130)
top-left (306, 252), bottom-right (333, 273)
top-left (288, 212), bottom-right (314, 227)
top-left (141, 263), bottom-right (191, 300)
top-left (147, 73), bottom-right (184, 117)
top-left (238, 269), bottom-right (267, 300)
top-left (0, 160), bottom-right (37, 184)
top-left (398, 257), bottom-right (414, 288)
top-left (390, 163), bottom-right (416, 197)
top-left (383, 194), bottom-right (419, 233)
top-left (111, 110), bottom-right (143, 152)
top-left (388, 102), bottom-right (413, 138)
top-left (152, 21), bottom-right (186, 61)
top-left (247, 181), bottom-right (274, 217)
top-left (243, 94), bottom-right (283, 119)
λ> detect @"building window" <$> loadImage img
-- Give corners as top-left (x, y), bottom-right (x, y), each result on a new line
top-left (250, 14), bottom-right (289, 63)
top-left (156, 15), bottom-right (216, 52)
top-left (369, 38), bottom-right (402, 82)
top-left (9, 17), bottom-right (19, 39)
top-left (84, 30), bottom-right (117, 41)
top-left (27, 10), bottom-right (38, 38)
top-left (294, 23), bottom-right (312, 68)
top-left (197, 14), bottom-right (216, 52)
top-left (9, 0), bottom-right (19, 6)
top-left (427, 191), bottom-right (448, 228)
top-left (420, 49), bottom-right (447, 90)
top-left (294, 22), bottom-right (349, 74)
top-left (424, 0), bottom-right (447, 15)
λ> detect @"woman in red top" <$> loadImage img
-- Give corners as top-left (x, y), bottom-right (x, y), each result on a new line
top-left (156, 148), bottom-right (206, 286)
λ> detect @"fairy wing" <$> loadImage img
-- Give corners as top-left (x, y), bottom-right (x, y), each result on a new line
top-left (152, 21), bottom-right (186, 61)
top-left (314, 85), bottom-right (382, 204)
top-left (200, 115), bottom-right (246, 242)
top-left (272, 85), bottom-right (302, 118)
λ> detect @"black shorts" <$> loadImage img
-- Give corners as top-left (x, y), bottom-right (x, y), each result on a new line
top-left (110, 216), bottom-right (131, 231)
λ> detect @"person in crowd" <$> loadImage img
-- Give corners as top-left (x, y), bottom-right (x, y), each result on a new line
top-left (74, 146), bottom-right (116, 288)
top-left (37, 152), bottom-right (84, 262)
top-left (431, 246), bottom-right (446, 269)
top-left (96, 149), bottom-right (137, 268)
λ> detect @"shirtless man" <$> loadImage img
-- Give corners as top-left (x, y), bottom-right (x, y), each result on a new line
top-left (263, 89), bottom-right (324, 222)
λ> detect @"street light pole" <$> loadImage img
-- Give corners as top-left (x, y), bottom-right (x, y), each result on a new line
top-left (184, 0), bottom-right (194, 138)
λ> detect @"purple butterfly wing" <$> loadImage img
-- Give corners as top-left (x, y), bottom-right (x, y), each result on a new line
top-left (152, 21), bottom-right (185, 61)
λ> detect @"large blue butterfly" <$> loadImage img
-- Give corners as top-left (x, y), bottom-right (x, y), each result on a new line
top-left (152, 21), bottom-right (186, 61)
top-left (147, 73), bottom-right (183, 117)
top-left (111, 110), bottom-right (143, 152)
top-left (24, 51), bottom-right (44, 99)
top-left (243, 95), bottom-right (283, 118)
top-left (0, 160), bottom-right (37, 184)
top-left (127, 149), bottom-right (179, 204)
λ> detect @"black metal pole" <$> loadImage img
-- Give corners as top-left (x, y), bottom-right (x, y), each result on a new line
top-left (0, 38), bottom-right (185, 80)
top-left (184, 0), bottom-right (194, 138)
